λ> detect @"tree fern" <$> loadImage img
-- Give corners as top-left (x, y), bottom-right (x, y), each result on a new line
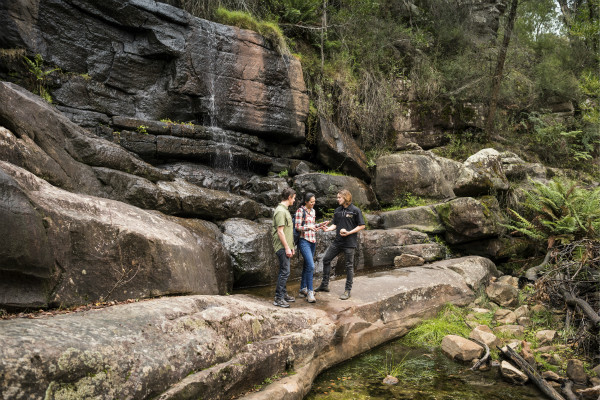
top-left (505, 178), bottom-right (600, 246)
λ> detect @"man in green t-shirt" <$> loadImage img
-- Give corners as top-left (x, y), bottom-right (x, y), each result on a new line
top-left (272, 188), bottom-right (296, 308)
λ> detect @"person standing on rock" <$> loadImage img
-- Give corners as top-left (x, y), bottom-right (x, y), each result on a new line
top-left (295, 192), bottom-right (330, 304)
top-left (315, 189), bottom-right (365, 300)
top-left (272, 188), bottom-right (297, 308)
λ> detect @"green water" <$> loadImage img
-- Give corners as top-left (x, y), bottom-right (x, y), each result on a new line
top-left (305, 341), bottom-right (546, 400)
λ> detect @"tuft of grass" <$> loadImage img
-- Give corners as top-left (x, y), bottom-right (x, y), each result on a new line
top-left (317, 170), bottom-right (346, 176)
top-left (214, 7), bottom-right (288, 55)
top-left (402, 304), bottom-right (471, 347)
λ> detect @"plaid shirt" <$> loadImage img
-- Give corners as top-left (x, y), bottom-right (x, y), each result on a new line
top-left (294, 206), bottom-right (327, 243)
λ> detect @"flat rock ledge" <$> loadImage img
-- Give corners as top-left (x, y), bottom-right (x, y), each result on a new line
top-left (0, 256), bottom-right (497, 400)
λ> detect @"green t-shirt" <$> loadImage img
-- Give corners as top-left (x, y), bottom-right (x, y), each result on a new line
top-left (272, 203), bottom-right (293, 253)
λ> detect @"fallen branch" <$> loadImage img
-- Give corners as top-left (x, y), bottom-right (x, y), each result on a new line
top-left (525, 251), bottom-right (552, 282)
top-left (559, 286), bottom-right (600, 328)
top-left (470, 338), bottom-right (490, 371)
top-left (560, 380), bottom-right (577, 400)
top-left (498, 345), bottom-right (565, 400)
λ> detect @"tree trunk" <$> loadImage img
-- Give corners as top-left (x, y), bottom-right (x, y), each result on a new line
top-left (485, 0), bottom-right (519, 138)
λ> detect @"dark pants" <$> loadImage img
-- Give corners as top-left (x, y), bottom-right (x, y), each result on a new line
top-left (275, 248), bottom-right (290, 299)
top-left (321, 242), bottom-right (356, 291)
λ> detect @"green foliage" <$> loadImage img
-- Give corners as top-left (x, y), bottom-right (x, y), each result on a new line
top-left (136, 125), bottom-right (149, 135)
top-left (277, 169), bottom-right (289, 178)
top-left (505, 178), bottom-right (600, 246)
top-left (316, 170), bottom-right (345, 176)
top-left (402, 304), bottom-right (470, 347)
top-left (381, 193), bottom-right (430, 211)
top-left (22, 53), bottom-right (58, 103)
top-left (214, 7), bottom-right (288, 54)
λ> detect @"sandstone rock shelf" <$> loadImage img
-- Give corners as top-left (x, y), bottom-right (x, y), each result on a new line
top-left (0, 256), bottom-right (497, 400)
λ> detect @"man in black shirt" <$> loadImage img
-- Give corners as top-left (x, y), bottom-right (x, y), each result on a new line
top-left (315, 189), bottom-right (365, 300)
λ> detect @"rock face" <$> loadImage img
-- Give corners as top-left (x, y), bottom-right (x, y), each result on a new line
top-left (379, 205), bottom-right (445, 233)
top-left (293, 173), bottom-right (378, 211)
top-left (0, 256), bottom-right (496, 400)
top-left (0, 0), bottom-right (308, 143)
top-left (0, 162), bottom-right (232, 309)
top-left (316, 118), bottom-right (371, 183)
top-left (221, 218), bottom-right (278, 288)
top-left (375, 152), bottom-right (459, 202)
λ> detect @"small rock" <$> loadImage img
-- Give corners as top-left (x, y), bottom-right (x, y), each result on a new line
top-left (472, 307), bottom-right (490, 314)
top-left (382, 375), bottom-right (399, 385)
top-left (590, 377), bottom-right (600, 386)
top-left (535, 346), bottom-right (556, 353)
top-left (514, 305), bottom-right (530, 319)
top-left (577, 386), bottom-right (600, 400)
top-left (540, 353), bottom-right (562, 366)
top-left (567, 359), bottom-right (588, 384)
top-left (494, 309), bottom-right (517, 324)
top-left (495, 325), bottom-right (525, 338)
top-left (541, 371), bottom-right (561, 381)
top-left (500, 361), bottom-right (529, 384)
top-left (486, 283), bottom-right (519, 308)
top-left (497, 275), bottom-right (519, 288)
top-left (441, 335), bottom-right (484, 362)
top-left (469, 326), bottom-right (500, 348)
top-left (536, 330), bottom-right (557, 345)
top-left (592, 364), bottom-right (600, 377)
top-left (517, 317), bottom-right (532, 327)
top-left (531, 304), bottom-right (547, 313)
top-left (394, 254), bottom-right (425, 268)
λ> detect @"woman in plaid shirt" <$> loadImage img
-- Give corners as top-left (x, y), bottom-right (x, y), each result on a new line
top-left (295, 192), bottom-right (329, 303)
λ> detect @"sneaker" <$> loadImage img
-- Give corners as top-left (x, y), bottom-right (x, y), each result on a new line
top-left (315, 284), bottom-right (330, 292)
top-left (283, 294), bottom-right (295, 303)
top-left (307, 290), bottom-right (316, 303)
top-left (339, 290), bottom-right (351, 300)
top-left (298, 288), bottom-right (308, 298)
top-left (273, 298), bottom-right (290, 308)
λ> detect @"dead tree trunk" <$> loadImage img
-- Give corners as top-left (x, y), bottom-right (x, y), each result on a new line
top-left (498, 345), bottom-right (565, 400)
top-left (485, 0), bottom-right (519, 139)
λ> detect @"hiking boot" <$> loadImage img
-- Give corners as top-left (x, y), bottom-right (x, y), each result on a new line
top-left (273, 298), bottom-right (290, 308)
top-left (314, 284), bottom-right (330, 292)
top-left (298, 288), bottom-right (308, 298)
top-left (283, 294), bottom-right (295, 303)
top-left (339, 290), bottom-right (351, 300)
top-left (307, 290), bottom-right (316, 303)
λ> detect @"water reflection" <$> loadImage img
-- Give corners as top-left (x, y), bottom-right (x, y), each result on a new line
top-left (306, 342), bottom-right (546, 400)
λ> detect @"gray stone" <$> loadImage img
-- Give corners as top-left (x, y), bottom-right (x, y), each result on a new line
top-left (536, 330), bottom-right (557, 345)
top-left (374, 151), bottom-right (459, 203)
top-left (441, 335), bottom-right (484, 361)
top-left (469, 326), bottom-right (499, 348)
top-left (379, 205), bottom-right (445, 233)
top-left (316, 118), bottom-right (371, 183)
top-left (514, 305), bottom-right (530, 319)
top-left (567, 359), bottom-right (587, 384)
top-left (495, 325), bottom-right (525, 338)
top-left (454, 148), bottom-right (509, 196)
top-left (293, 173), bottom-right (378, 211)
top-left (0, 162), bottom-right (232, 309)
top-left (394, 254), bottom-right (425, 268)
top-left (494, 309), bottom-right (517, 325)
top-left (356, 229), bottom-right (429, 271)
top-left (221, 218), bottom-right (278, 287)
top-left (382, 375), bottom-right (399, 385)
top-left (497, 275), bottom-right (519, 287)
top-left (486, 282), bottom-right (519, 307)
top-left (435, 196), bottom-right (505, 244)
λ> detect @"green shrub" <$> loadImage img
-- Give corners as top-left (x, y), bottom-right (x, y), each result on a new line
top-left (402, 304), bottom-right (470, 347)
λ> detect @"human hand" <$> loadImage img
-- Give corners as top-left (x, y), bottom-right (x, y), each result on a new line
top-left (340, 228), bottom-right (348, 236)
top-left (286, 247), bottom-right (293, 257)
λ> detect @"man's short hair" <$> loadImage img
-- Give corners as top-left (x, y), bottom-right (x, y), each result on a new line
top-left (338, 189), bottom-right (352, 206)
top-left (280, 187), bottom-right (296, 201)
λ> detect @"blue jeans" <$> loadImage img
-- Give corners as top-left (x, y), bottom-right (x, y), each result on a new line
top-left (298, 238), bottom-right (316, 291)
top-left (275, 248), bottom-right (290, 299)
top-left (321, 241), bottom-right (356, 291)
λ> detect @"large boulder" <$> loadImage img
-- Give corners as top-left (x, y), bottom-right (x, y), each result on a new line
top-left (293, 173), bottom-right (378, 211)
top-left (486, 282), bottom-right (519, 308)
top-left (0, 162), bottom-right (232, 309)
top-left (374, 152), bottom-right (460, 203)
top-left (435, 196), bottom-right (505, 244)
top-left (221, 218), bottom-right (278, 288)
top-left (379, 205), bottom-right (445, 233)
top-left (316, 118), bottom-right (371, 183)
top-left (454, 148), bottom-right (509, 196)
top-left (355, 229), bottom-right (430, 270)
top-left (441, 335), bottom-right (484, 361)
top-left (500, 152), bottom-right (547, 182)
top-left (0, 0), bottom-right (308, 142)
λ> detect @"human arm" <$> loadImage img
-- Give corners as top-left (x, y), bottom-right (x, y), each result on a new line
top-left (339, 224), bottom-right (365, 236)
top-left (277, 225), bottom-right (294, 257)
top-left (322, 223), bottom-right (336, 232)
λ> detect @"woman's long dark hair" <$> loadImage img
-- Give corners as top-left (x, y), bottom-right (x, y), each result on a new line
top-left (304, 192), bottom-right (315, 205)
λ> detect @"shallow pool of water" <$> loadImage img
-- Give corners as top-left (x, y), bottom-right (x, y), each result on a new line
top-left (305, 341), bottom-right (546, 400)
